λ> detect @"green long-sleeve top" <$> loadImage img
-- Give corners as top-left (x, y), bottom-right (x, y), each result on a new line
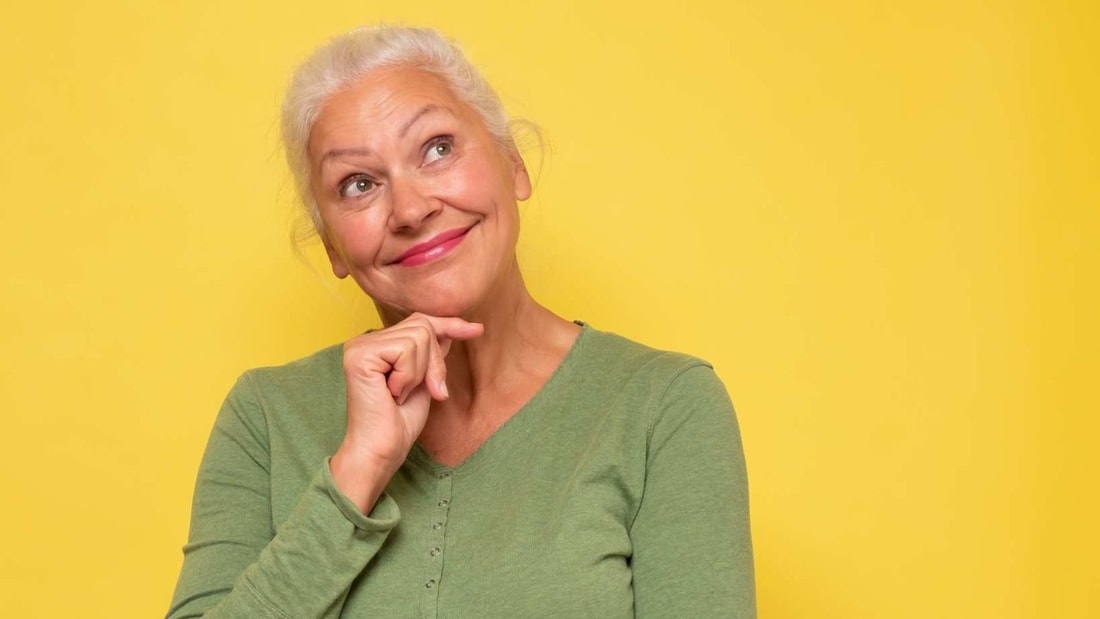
top-left (168, 324), bottom-right (755, 618)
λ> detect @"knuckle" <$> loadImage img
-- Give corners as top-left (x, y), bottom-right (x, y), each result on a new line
top-left (409, 313), bottom-right (437, 333)
top-left (396, 335), bottom-right (418, 351)
top-left (414, 323), bottom-right (434, 343)
top-left (342, 342), bottom-right (363, 364)
top-left (342, 351), bottom-right (371, 375)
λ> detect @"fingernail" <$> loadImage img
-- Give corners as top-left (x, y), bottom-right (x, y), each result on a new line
top-left (438, 379), bottom-right (449, 399)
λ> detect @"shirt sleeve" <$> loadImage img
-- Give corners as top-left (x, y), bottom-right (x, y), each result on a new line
top-left (166, 374), bottom-right (400, 619)
top-left (629, 363), bottom-right (757, 618)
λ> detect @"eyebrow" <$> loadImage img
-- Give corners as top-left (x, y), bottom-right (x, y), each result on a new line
top-left (320, 104), bottom-right (455, 166)
top-left (399, 104), bottom-right (453, 138)
top-left (321, 147), bottom-right (372, 165)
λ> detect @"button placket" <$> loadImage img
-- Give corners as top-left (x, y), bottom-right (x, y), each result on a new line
top-left (421, 470), bottom-right (453, 618)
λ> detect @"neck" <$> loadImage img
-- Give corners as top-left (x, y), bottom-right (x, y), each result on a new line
top-left (445, 264), bottom-right (565, 407)
top-left (377, 261), bottom-right (577, 411)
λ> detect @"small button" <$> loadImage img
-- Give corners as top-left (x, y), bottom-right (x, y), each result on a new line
top-left (425, 579), bottom-right (436, 589)
top-left (430, 547), bottom-right (441, 557)
top-left (438, 499), bottom-right (449, 507)
top-left (440, 471), bottom-right (451, 478)
top-left (432, 522), bottom-right (443, 530)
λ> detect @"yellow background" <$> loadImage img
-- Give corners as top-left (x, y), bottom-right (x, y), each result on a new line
top-left (1, 1), bottom-right (1096, 617)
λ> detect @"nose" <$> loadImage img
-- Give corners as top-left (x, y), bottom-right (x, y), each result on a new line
top-left (387, 175), bottom-right (441, 232)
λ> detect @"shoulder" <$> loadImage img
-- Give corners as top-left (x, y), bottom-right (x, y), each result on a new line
top-left (213, 342), bottom-right (347, 451)
top-left (219, 343), bottom-right (346, 427)
top-left (572, 324), bottom-right (740, 458)
top-left (576, 324), bottom-right (717, 386)
top-left (572, 324), bottom-right (729, 414)
top-left (238, 342), bottom-right (345, 398)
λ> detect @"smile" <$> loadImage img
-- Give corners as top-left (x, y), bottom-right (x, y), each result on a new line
top-left (391, 225), bottom-right (474, 267)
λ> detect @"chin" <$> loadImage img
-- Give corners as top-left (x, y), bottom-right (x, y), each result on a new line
top-left (370, 265), bottom-right (511, 321)
top-left (377, 288), bottom-right (481, 321)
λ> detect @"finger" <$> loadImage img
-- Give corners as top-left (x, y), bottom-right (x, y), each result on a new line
top-left (424, 332), bottom-right (449, 401)
top-left (418, 315), bottom-right (485, 342)
top-left (382, 314), bottom-right (482, 403)
top-left (385, 340), bottom-right (418, 404)
top-left (379, 336), bottom-right (424, 404)
top-left (402, 316), bottom-right (448, 401)
top-left (404, 323), bottom-right (442, 404)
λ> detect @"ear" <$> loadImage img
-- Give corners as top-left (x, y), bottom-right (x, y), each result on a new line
top-left (322, 235), bottom-right (350, 279)
top-left (510, 150), bottom-right (532, 201)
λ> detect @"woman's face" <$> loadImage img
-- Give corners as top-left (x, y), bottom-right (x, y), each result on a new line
top-left (308, 66), bottom-right (531, 319)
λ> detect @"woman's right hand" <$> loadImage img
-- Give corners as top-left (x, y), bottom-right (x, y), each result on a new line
top-left (330, 313), bottom-right (484, 513)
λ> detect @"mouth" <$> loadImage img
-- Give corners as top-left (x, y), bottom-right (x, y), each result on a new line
top-left (390, 224), bottom-right (475, 267)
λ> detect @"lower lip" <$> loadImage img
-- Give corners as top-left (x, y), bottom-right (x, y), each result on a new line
top-left (396, 229), bottom-right (470, 267)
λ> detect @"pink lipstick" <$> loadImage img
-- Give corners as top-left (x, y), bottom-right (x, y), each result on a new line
top-left (391, 225), bottom-right (473, 267)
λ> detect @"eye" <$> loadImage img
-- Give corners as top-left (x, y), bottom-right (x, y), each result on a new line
top-left (424, 136), bottom-right (454, 164)
top-left (339, 175), bottom-right (376, 199)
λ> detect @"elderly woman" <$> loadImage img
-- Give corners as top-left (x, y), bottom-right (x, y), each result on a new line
top-left (168, 25), bottom-right (754, 618)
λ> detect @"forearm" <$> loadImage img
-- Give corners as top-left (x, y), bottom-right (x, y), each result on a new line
top-left (168, 373), bottom-right (403, 619)
top-left (168, 458), bottom-right (400, 619)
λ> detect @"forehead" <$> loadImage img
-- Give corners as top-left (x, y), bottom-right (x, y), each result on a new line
top-left (308, 66), bottom-right (470, 155)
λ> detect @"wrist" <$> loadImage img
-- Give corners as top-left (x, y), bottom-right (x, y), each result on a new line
top-left (330, 443), bottom-right (400, 514)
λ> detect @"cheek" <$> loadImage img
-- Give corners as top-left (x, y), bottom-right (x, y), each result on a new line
top-left (428, 158), bottom-right (507, 210)
top-left (325, 208), bottom-right (388, 260)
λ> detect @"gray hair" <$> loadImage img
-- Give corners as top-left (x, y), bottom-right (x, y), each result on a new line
top-left (281, 25), bottom-right (519, 237)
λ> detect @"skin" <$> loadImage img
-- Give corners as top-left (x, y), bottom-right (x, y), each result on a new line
top-left (309, 65), bottom-right (581, 513)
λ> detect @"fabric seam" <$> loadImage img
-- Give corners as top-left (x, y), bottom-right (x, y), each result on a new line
top-left (628, 359), bottom-right (714, 532)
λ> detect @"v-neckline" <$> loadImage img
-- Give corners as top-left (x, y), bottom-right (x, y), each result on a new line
top-left (405, 321), bottom-right (590, 477)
